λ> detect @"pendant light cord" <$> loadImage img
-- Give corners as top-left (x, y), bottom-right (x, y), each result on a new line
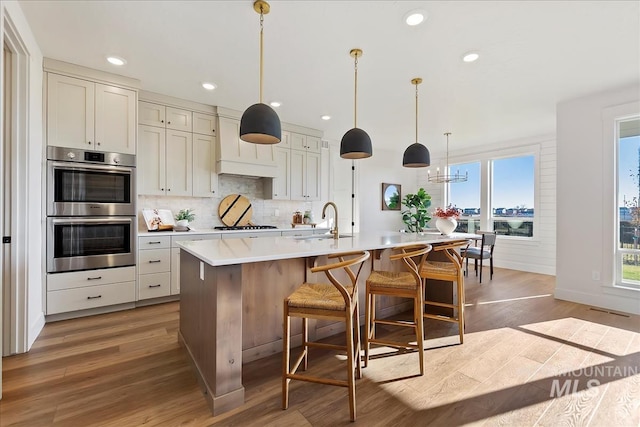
top-left (445, 132), bottom-right (451, 173)
top-left (353, 54), bottom-right (358, 128)
top-left (415, 83), bottom-right (419, 144)
top-left (259, 9), bottom-right (264, 103)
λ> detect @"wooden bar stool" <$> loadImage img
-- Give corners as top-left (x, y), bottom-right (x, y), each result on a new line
top-left (364, 244), bottom-right (432, 376)
top-left (282, 250), bottom-right (370, 422)
top-left (419, 240), bottom-right (470, 344)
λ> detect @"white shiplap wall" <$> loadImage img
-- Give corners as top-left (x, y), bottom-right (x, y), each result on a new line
top-left (417, 135), bottom-right (557, 276)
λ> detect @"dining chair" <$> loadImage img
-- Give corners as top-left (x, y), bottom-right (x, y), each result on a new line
top-left (364, 244), bottom-right (432, 376)
top-left (461, 231), bottom-right (497, 283)
top-left (282, 250), bottom-right (370, 422)
top-left (419, 240), bottom-right (470, 344)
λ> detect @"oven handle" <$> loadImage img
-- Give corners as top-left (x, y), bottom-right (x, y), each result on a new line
top-left (49, 217), bottom-right (134, 225)
top-left (48, 161), bottom-right (134, 174)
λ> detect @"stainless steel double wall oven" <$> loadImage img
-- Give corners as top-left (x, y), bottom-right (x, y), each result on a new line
top-left (46, 146), bottom-right (136, 273)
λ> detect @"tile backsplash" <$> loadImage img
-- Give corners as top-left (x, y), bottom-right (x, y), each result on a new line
top-left (138, 175), bottom-right (327, 231)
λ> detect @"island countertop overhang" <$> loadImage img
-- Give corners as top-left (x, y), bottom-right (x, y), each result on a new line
top-left (176, 231), bottom-right (472, 267)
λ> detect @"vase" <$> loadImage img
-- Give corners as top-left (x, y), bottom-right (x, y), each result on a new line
top-left (435, 217), bottom-right (457, 236)
top-left (176, 219), bottom-right (189, 228)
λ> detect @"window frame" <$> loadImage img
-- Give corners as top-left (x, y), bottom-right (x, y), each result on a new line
top-left (446, 144), bottom-right (540, 241)
top-left (614, 116), bottom-right (640, 290)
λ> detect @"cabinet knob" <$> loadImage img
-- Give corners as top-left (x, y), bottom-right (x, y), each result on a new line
top-left (167, 188), bottom-right (171, 192)
top-left (97, 142), bottom-right (101, 146)
top-left (168, 121), bottom-right (171, 124)
top-left (161, 188), bottom-right (164, 191)
top-left (212, 190), bottom-right (215, 193)
top-left (88, 141), bottom-right (91, 145)
top-left (161, 120), bottom-right (164, 123)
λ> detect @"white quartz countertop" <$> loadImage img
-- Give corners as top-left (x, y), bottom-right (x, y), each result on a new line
top-left (176, 231), bottom-right (475, 267)
top-left (138, 227), bottom-right (330, 237)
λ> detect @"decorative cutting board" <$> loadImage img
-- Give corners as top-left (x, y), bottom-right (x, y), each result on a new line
top-left (218, 194), bottom-right (253, 226)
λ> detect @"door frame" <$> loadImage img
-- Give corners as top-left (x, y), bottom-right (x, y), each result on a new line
top-left (2, 6), bottom-right (31, 361)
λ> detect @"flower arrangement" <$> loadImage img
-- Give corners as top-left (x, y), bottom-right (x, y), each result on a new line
top-left (434, 205), bottom-right (461, 219)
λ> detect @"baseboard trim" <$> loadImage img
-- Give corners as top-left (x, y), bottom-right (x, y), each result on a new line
top-left (554, 288), bottom-right (640, 315)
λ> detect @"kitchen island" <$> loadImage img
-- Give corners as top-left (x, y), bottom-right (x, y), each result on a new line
top-left (176, 231), bottom-right (471, 415)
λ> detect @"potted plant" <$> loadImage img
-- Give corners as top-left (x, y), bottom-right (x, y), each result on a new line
top-left (175, 209), bottom-right (195, 228)
top-left (433, 205), bottom-right (461, 235)
top-left (401, 188), bottom-right (432, 232)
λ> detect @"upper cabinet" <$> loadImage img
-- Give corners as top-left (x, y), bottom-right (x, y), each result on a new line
top-left (264, 130), bottom-right (323, 201)
top-left (46, 73), bottom-right (136, 154)
top-left (138, 98), bottom-right (217, 198)
top-left (290, 132), bottom-right (322, 153)
top-left (193, 112), bottom-right (216, 136)
top-left (139, 101), bottom-right (192, 132)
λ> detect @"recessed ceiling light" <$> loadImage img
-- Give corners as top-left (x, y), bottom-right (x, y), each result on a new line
top-left (202, 82), bottom-right (217, 90)
top-left (270, 101), bottom-right (281, 107)
top-left (106, 56), bottom-right (126, 66)
top-left (321, 115), bottom-right (331, 121)
top-left (404, 10), bottom-right (426, 26)
top-left (462, 52), bottom-right (480, 63)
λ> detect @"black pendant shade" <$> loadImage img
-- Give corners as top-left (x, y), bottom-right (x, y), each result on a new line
top-left (340, 127), bottom-right (372, 159)
top-left (402, 142), bottom-right (430, 167)
top-left (240, 103), bottom-right (281, 144)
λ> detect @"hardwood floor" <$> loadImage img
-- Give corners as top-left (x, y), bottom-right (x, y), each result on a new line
top-left (1, 268), bottom-right (639, 426)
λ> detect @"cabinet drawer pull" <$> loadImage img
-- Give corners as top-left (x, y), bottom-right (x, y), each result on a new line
top-left (87, 276), bottom-right (102, 281)
top-left (148, 241), bottom-right (162, 244)
top-left (148, 260), bottom-right (162, 263)
top-left (148, 284), bottom-right (161, 288)
top-left (87, 295), bottom-right (102, 300)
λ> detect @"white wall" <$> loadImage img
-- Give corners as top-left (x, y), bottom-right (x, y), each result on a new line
top-left (358, 147), bottom-right (420, 232)
top-left (1, 1), bottom-right (45, 350)
top-left (556, 83), bottom-right (640, 315)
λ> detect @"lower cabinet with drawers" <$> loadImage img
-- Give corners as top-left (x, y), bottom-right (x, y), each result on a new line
top-left (138, 234), bottom-right (221, 300)
top-left (46, 266), bottom-right (136, 315)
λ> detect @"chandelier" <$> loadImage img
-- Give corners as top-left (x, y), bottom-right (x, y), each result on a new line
top-left (427, 132), bottom-right (468, 183)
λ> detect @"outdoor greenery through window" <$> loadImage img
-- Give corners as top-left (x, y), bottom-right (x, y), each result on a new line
top-left (617, 118), bottom-right (640, 285)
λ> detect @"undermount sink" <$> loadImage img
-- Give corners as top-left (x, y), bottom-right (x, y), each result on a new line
top-left (292, 234), bottom-right (353, 241)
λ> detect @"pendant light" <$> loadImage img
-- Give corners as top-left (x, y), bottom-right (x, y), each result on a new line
top-left (402, 78), bottom-right (431, 167)
top-left (340, 48), bottom-right (372, 159)
top-left (427, 132), bottom-right (468, 183)
top-left (240, 0), bottom-right (281, 144)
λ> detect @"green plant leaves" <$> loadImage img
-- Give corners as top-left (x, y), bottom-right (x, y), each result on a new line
top-left (401, 188), bottom-right (432, 232)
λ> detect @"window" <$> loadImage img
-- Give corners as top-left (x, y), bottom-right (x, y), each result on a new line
top-left (491, 156), bottom-right (535, 237)
top-left (617, 118), bottom-right (640, 286)
top-left (448, 162), bottom-right (480, 233)
top-left (446, 153), bottom-right (536, 238)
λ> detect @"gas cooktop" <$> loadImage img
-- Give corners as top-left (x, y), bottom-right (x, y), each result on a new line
top-left (214, 225), bottom-right (278, 230)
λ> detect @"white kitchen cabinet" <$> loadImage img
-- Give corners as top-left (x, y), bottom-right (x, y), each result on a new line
top-left (193, 112), bottom-right (216, 136)
top-left (138, 125), bottom-right (192, 196)
top-left (263, 146), bottom-right (290, 200)
top-left (216, 116), bottom-right (277, 176)
top-left (192, 133), bottom-right (218, 197)
top-left (290, 132), bottom-right (321, 153)
top-left (47, 73), bottom-right (136, 154)
top-left (139, 101), bottom-right (192, 132)
top-left (165, 129), bottom-right (193, 196)
top-left (137, 236), bottom-right (171, 300)
top-left (46, 266), bottom-right (136, 315)
top-left (291, 149), bottom-right (321, 201)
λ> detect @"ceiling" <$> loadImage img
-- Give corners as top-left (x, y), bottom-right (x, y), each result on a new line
top-left (17, 1), bottom-right (640, 155)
